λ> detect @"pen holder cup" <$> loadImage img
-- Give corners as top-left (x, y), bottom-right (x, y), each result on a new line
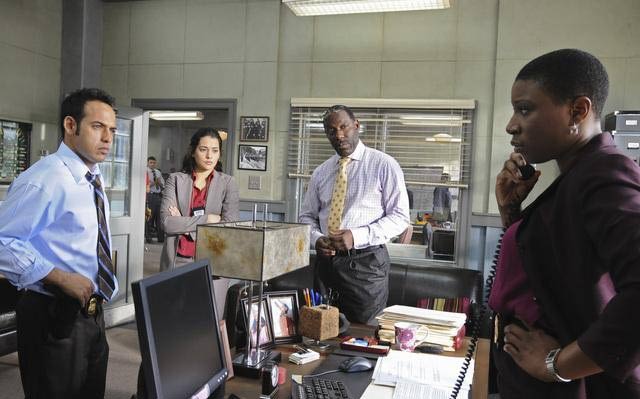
top-left (299, 305), bottom-right (339, 341)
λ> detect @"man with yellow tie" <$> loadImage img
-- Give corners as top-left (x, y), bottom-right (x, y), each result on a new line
top-left (299, 105), bottom-right (410, 324)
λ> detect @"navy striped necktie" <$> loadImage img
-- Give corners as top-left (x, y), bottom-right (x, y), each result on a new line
top-left (86, 172), bottom-right (116, 301)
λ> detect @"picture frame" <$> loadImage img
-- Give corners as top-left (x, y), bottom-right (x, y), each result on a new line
top-left (240, 116), bottom-right (269, 142)
top-left (241, 297), bottom-right (275, 349)
top-left (218, 319), bottom-right (234, 380)
top-left (238, 144), bottom-right (267, 171)
top-left (267, 291), bottom-right (301, 344)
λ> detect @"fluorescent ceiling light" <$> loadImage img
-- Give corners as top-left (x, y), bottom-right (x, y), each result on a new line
top-left (398, 114), bottom-right (463, 121)
top-left (426, 133), bottom-right (461, 143)
top-left (149, 111), bottom-right (204, 121)
top-left (283, 0), bottom-right (450, 16)
top-left (401, 120), bottom-right (463, 127)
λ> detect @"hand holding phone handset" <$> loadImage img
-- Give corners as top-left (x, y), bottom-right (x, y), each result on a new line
top-left (495, 153), bottom-right (540, 228)
top-left (449, 157), bottom-right (537, 399)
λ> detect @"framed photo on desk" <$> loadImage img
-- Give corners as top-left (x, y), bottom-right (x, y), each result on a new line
top-left (241, 297), bottom-right (275, 349)
top-left (267, 291), bottom-right (300, 344)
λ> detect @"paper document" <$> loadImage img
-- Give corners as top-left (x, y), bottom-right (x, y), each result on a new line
top-left (393, 379), bottom-right (468, 399)
top-left (372, 349), bottom-right (474, 391)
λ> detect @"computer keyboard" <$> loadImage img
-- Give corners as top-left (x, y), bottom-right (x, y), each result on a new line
top-left (291, 377), bottom-right (354, 399)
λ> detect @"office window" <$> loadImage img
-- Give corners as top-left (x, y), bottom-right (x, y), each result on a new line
top-left (287, 98), bottom-right (475, 264)
top-left (100, 118), bottom-right (132, 217)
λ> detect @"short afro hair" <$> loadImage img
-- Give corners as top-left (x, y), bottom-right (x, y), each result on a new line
top-left (516, 49), bottom-right (609, 119)
top-left (322, 104), bottom-right (356, 130)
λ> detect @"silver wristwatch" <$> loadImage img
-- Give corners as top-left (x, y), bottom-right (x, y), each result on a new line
top-left (545, 348), bottom-right (572, 382)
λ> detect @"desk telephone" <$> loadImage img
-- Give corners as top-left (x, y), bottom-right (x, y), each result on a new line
top-left (449, 163), bottom-right (535, 399)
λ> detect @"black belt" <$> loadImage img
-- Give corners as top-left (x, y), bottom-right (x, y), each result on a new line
top-left (335, 244), bottom-right (384, 257)
top-left (25, 290), bottom-right (103, 318)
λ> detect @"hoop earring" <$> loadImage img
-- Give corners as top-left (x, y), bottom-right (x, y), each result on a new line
top-left (570, 123), bottom-right (579, 135)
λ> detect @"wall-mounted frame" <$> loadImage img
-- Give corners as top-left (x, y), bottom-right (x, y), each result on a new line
top-left (241, 297), bottom-right (275, 349)
top-left (0, 119), bottom-right (31, 185)
top-left (240, 116), bottom-right (269, 142)
top-left (238, 145), bottom-right (267, 171)
top-left (267, 291), bottom-right (301, 344)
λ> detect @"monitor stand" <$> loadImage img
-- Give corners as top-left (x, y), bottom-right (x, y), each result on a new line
top-left (232, 350), bottom-right (281, 378)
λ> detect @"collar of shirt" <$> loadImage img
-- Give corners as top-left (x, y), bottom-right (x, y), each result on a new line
top-left (56, 142), bottom-right (101, 184)
top-left (331, 139), bottom-right (365, 165)
top-left (191, 170), bottom-right (215, 186)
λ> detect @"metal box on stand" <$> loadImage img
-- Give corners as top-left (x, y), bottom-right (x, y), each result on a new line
top-left (195, 221), bottom-right (310, 281)
top-left (605, 111), bottom-right (640, 165)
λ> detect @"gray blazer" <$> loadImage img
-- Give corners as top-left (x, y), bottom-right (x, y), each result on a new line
top-left (159, 171), bottom-right (240, 271)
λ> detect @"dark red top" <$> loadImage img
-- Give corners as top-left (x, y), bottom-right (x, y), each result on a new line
top-left (488, 219), bottom-right (541, 327)
top-left (177, 172), bottom-right (214, 258)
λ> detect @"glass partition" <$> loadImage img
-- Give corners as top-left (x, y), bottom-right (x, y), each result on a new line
top-left (101, 118), bottom-right (132, 217)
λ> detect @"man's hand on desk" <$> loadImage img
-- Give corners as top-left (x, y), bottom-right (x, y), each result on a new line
top-left (316, 236), bottom-right (336, 257)
top-left (329, 230), bottom-right (354, 251)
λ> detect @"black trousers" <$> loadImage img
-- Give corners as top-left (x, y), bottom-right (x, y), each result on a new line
top-left (146, 193), bottom-right (163, 242)
top-left (314, 245), bottom-right (389, 325)
top-left (16, 291), bottom-right (109, 399)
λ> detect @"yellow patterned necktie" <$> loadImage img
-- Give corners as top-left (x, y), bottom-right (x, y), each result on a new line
top-left (327, 157), bottom-right (351, 233)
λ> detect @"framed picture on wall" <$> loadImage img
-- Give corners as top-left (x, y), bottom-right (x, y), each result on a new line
top-left (240, 116), bottom-right (269, 142)
top-left (238, 145), bottom-right (267, 171)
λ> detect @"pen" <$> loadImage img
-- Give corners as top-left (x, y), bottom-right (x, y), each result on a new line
top-left (311, 289), bottom-right (316, 306)
top-left (304, 288), bottom-right (311, 307)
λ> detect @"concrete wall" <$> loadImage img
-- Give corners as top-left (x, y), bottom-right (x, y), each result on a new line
top-left (0, 0), bottom-right (62, 170)
top-left (99, 0), bottom-right (636, 210)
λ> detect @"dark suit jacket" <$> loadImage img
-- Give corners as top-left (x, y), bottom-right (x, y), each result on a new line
top-left (159, 171), bottom-right (239, 271)
top-left (510, 133), bottom-right (640, 397)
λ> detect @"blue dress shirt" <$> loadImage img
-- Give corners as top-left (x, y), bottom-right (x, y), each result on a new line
top-left (299, 140), bottom-right (410, 249)
top-left (0, 142), bottom-right (118, 298)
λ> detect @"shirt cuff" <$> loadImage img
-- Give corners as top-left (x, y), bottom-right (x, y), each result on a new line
top-left (17, 255), bottom-right (55, 289)
top-left (351, 226), bottom-right (369, 249)
top-left (310, 231), bottom-right (324, 249)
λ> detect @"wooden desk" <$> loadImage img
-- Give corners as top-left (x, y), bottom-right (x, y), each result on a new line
top-left (225, 326), bottom-right (490, 399)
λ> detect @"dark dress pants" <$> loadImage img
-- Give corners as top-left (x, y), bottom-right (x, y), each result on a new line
top-left (314, 245), bottom-right (389, 325)
top-left (16, 291), bottom-right (109, 399)
top-left (146, 193), bottom-right (164, 242)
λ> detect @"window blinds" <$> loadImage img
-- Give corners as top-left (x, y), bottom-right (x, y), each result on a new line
top-left (287, 98), bottom-right (475, 189)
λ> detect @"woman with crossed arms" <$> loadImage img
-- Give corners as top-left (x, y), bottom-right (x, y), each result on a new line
top-left (159, 127), bottom-right (239, 314)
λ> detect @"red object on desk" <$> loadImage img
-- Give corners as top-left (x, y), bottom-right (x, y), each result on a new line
top-left (340, 336), bottom-right (390, 354)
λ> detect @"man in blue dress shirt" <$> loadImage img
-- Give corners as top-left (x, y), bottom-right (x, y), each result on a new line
top-left (299, 105), bottom-right (410, 324)
top-left (0, 88), bottom-right (118, 398)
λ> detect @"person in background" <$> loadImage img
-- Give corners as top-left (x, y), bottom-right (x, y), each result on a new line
top-left (432, 172), bottom-right (452, 223)
top-left (145, 156), bottom-right (164, 243)
top-left (299, 104), bottom-right (410, 324)
top-left (490, 49), bottom-right (640, 398)
top-left (0, 88), bottom-right (118, 398)
top-left (159, 127), bottom-right (239, 315)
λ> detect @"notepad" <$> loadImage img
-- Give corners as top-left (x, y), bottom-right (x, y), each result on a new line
top-left (289, 349), bottom-right (320, 365)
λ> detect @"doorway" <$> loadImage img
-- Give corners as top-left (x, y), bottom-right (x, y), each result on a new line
top-left (131, 99), bottom-right (237, 277)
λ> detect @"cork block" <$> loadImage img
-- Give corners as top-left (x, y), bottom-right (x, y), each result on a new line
top-left (299, 305), bottom-right (339, 341)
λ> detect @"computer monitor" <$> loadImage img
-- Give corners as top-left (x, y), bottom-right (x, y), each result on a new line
top-left (432, 229), bottom-right (455, 261)
top-left (132, 259), bottom-right (228, 399)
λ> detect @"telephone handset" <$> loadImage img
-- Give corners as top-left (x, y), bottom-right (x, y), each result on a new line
top-left (449, 163), bottom-right (535, 399)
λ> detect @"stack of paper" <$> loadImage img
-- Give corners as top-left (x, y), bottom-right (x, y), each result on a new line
top-left (288, 349), bottom-right (320, 365)
top-left (376, 305), bottom-right (467, 351)
top-left (370, 349), bottom-right (474, 399)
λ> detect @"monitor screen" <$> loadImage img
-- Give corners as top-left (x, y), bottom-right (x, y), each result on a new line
top-left (132, 259), bottom-right (228, 399)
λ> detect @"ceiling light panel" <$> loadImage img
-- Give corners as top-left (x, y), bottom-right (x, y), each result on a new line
top-left (283, 0), bottom-right (451, 16)
top-left (149, 111), bottom-right (204, 121)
